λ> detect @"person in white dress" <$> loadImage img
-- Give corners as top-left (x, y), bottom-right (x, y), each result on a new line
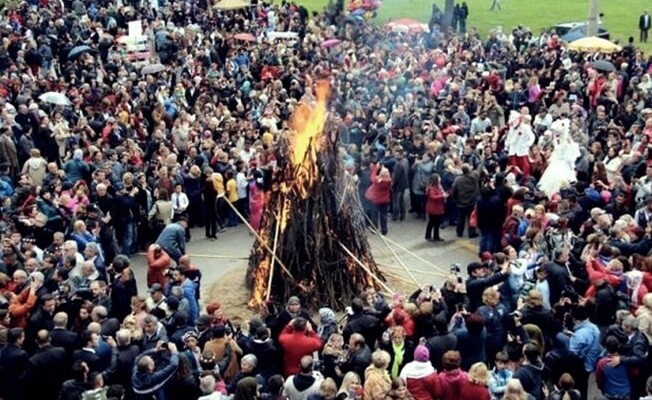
top-left (505, 111), bottom-right (536, 178)
top-left (538, 119), bottom-right (580, 198)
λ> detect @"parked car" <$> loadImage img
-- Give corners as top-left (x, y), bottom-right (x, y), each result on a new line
top-left (529, 21), bottom-right (610, 46)
top-left (549, 21), bottom-right (610, 42)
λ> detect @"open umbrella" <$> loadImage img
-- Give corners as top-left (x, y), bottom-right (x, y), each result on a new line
top-left (214, 0), bottom-right (250, 10)
top-left (233, 33), bottom-right (256, 42)
top-left (321, 38), bottom-right (341, 48)
top-left (385, 18), bottom-right (429, 33)
top-left (39, 92), bottom-right (71, 106)
top-left (590, 60), bottom-right (616, 72)
top-left (265, 31), bottom-right (299, 41)
top-left (567, 36), bottom-right (621, 53)
top-left (141, 63), bottom-right (166, 75)
top-left (68, 45), bottom-right (92, 60)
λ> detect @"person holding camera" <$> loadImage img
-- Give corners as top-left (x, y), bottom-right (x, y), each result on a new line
top-left (465, 262), bottom-right (510, 312)
top-left (279, 317), bottom-right (323, 378)
top-left (336, 333), bottom-right (371, 383)
top-left (132, 340), bottom-right (180, 400)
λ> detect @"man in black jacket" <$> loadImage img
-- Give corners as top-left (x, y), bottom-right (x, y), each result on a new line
top-left (242, 325), bottom-right (281, 381)
top-left (338, 333), bottom-right (372, 382)
top-left (26, 293), bottom-right (57, 353)
top-left (28, 330), bottom-right (68, 400)
top-left (465, 261), bottom-right (509, 312)
top-left (0, 328), bottom-right (30, 400)
top-left (545, 248), bottom-right (577, 306)
top-left (51, 312), bottom-right (79, 357)
top-left (343, 298), bottom-right (380, 346)
top-left (426, 316), bottom-right (457, 371)
top-left (115, 329), bottom-right (142, 400)
top-left (109, 254), bottom-right (138, 322)
top-left (72, 330), bottom-right (103, 373)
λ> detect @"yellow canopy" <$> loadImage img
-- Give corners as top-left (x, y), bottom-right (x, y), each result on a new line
top-left (567, 36), bottom-right (622, 53)
top-left (214, 0), bottom-right (250, 10)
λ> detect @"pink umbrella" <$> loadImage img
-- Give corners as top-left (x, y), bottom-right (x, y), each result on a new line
top-left (321, 38), bottom-right (341, 48)
top-left (233, 33), bottom-right (256, 42)
top-left (385, 18), bottom-right (429, 33)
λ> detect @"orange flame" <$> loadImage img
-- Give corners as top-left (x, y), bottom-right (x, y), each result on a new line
top-left (290, 82), bottom-right (329, 165)
top-left (289, 82), bottom-right (330, 199)
top-left (249, 82), bottom-right (331, 308)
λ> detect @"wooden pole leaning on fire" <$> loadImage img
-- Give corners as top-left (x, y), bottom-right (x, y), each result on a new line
top-left (378, 233), bottom-right (449, 275)
top-left (266, 207), bottom-right (283, 301)
top-left (372, 227), bottom-right (420, 288)
top-left (339, 242), bottom-right (394, 294)
top-left (222, 195), bottom-right (295, 281)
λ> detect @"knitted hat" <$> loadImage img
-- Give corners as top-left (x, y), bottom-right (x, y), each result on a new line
top-left (414, 345), bottom-right (430, 362)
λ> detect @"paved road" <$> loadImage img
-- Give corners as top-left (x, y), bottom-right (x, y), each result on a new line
top-left (130, 217), bottom-right (479, 300)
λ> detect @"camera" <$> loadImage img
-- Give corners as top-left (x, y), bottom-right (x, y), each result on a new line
top-left (450, 263), bottom-right (461, 275)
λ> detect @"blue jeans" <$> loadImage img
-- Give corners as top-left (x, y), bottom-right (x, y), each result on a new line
top-left (117, 222), bottom-right (137, 256)
top-left (392, 189), bottom-right (407, 220)
top-left (479, 228), bottom-right (501, 254)
top-left (370, 203), bottom-right (389, 234)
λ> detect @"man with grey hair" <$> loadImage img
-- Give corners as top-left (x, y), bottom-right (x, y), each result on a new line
top-left (283, 355), bottom-right (323, 400)
top-left (11, 269), bottom-right (28, 294)
top-left (227, 354), bottom-right (264, 393)
top-left (199, 375), bottom-right (220, 400)
top-left (143, 314), bottom-right (169, 350)
top-left (170, 285), bottom-right (190, 317)
top-left (63, 240), bottom-right (84, 276)
top-left (83, 242), bottom-right (105, 279)
top-left (115, 329), bottom-right (140, 396)
top-left (50, 312), bottom-right (78, 356)
top-left (71, 261), bottom-right (98, 293)
top-left (91, 305), bottom-right (119, 338)
top-left (23, 257), bottom-right (40, 274)
top-left (605, 315), bottom-right (649, 399)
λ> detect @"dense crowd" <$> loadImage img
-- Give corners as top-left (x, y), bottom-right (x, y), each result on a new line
top-left (1, 0), bottom-right (652, 399)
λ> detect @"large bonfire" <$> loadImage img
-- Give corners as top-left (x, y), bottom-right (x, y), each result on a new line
top-left (246, 82), bottom-right (384, 310)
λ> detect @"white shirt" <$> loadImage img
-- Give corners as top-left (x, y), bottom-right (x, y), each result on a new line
top-left (239, 148), bottom-right (256, 164)
top-left (236, 172), bottom-right (249, 199)
top-left (170, 192), bottom-right (190, 213)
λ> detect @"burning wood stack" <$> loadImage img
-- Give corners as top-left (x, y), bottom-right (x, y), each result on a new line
top-left (246, 82), bottom-right (384, 310)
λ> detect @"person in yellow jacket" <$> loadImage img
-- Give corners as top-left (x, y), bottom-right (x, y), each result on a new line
top-left (211, 172), bottom-right (228, 229)
top-left (224, 170), bottom-right (240, 226)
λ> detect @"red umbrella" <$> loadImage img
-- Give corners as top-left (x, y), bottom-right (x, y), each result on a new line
top-left (233, 33), bottom-right (256, 42)
top-left (385, 18), bottom-right (429, 33)
top-left (321, 38), bottom-right (341, 48)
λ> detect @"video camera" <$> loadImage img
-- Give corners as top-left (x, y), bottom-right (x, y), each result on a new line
top-left (450, 263), bottom-right (463, 284)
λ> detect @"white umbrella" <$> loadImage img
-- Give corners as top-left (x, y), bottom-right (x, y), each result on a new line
top-left (38, 92), bottom-right (71, 106)
top-left (141, 63), bottom-right (166, 75)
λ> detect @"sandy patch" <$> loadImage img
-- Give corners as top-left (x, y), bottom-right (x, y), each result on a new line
top-left (206, 263), bottom-right (420, 323)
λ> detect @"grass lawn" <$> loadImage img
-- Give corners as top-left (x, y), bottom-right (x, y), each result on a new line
top-left (298, 0), bottom-right (652, 53)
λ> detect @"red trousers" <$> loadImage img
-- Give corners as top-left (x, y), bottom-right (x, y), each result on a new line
top-left (509, 155), bottom-right (530, 178)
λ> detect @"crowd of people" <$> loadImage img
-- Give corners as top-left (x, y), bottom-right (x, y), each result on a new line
top-left (1, 0), bottom-right (652, 399)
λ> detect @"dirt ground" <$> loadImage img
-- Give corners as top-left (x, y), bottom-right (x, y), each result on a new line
top-left (207, 263), bottom-right (419, 324)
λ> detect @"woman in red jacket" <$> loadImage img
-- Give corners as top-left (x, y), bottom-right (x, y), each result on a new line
top-left (365, 162), bottom-right (392, 235)
top-left (425, 174), bottom-right (446, 242)
top-left (458, 362), bottom-right (490, 400)
top-left (399, 345), bottom-right (441, 400)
